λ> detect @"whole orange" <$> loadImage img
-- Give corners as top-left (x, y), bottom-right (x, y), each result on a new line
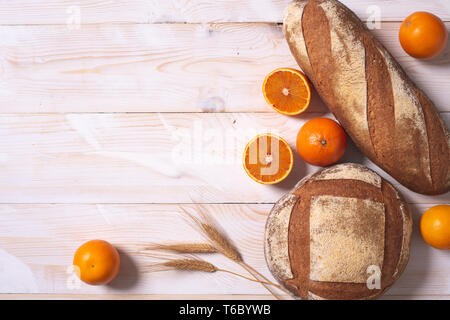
top-left (420, 205), bottom-right (450, 250)
top-left (73, 240), bottom-right (120, 285)
top-left (399, 12), bottom-right (448, 59)
top-left (296, 118), bottom-right (347, 167)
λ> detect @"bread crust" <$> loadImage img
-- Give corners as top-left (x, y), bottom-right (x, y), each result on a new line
top-left (264, 163), bottom-right (412, 300)
top-left (284, 0), bottom-right (450, 195)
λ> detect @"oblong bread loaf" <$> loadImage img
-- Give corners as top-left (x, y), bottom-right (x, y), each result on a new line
top-left (264, 163), bottom-right (412, 300)
top-left (284, 0), bottom-right (450, 195)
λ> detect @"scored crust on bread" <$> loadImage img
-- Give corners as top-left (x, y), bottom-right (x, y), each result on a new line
top-left (264, 163), bottom-right (412, 300)
top-left (284, 0), bottom-right (450, 195)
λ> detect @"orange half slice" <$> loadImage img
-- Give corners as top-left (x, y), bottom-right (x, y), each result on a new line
top-left (243, 134), bottom-right (294, 185)
top-left (262, 68), bottom-right (311, 115)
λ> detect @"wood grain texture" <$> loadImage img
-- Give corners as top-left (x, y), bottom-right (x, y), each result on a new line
top-left (0, 203), bottom-right (448, 296)
top-left (1, 23), bottom-right (449, 113)
top-left (1, 0), bottom-right (449, 300)
top-left (0, 0), bottom-right (448, 24)
top-left (0, 112), bottom-right (448, 204)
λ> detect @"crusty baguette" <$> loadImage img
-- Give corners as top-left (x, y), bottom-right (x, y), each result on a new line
top-left (264, 163), bottom-right (412, 300)
top-left (284, 0), bottom-right (450, 195)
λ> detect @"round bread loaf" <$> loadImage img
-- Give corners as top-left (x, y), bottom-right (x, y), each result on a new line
top-left (264, 163), bottom-right (412, 300)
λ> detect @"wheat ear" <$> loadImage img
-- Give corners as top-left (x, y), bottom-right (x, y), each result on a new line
top-left (155, 259), bottom-right (218, 272)
top-left (180, 206), bottom-right (283, 299)
top-left (144, 242), bottom-right (285, 291)
top-left (181, 207), bottom-right (242, 262)
top-left (145, 257), bottom-right (280, 287)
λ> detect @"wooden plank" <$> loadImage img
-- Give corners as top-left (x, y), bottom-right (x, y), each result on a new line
top-left (0, 203), bottom-right (448, 296)
top-left (0, 112), bottom-right (448, 204)
top-left (0, 1), bottom-right (448, 24)
top-left (0, 23), bottom-right (449, 113)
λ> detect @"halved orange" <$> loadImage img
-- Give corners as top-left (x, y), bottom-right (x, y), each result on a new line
top-left (243, 134), bottom-right (294, 185)
top-left (262, 68), bottom-right (311, 115)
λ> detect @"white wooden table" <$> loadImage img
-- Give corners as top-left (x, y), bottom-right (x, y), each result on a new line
top-left (0, 0), bottom-right (449, 300)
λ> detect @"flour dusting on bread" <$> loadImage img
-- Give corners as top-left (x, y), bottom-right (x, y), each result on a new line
top-left (283, 1), bottom-right (313, 76)
top-left (264, 193), bottom-right (297, 281)
top-left (312, 163), bottom-right (381, 187)
top-left (309, 195), bottom-right (385, 283)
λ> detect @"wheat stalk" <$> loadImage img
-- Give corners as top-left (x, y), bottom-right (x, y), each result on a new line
top-left (143, 205), bottom-right (290, 298)
top-left (145, 258), bottom-right (282, 287)
top-left (180, 207), bottom-right (242, 262)
top-left (162, 259), bottom-right (218, 272)
top-left (145, 243), bottom-right (217, 254)
top-left (180, 206), bottom-right (287, 299)
top-left (201, 223), bottom-right (243, 262)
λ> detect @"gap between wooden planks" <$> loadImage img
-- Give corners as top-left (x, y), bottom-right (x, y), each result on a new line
top-left (0, 203), bottom-right (448, 295)
top-left (0, 0), bottom-right (448, 24)
top-left (0, 22), bottom-right (449, 113)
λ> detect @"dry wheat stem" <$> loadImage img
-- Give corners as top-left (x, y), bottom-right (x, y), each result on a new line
top-left (141, 250), bottom-right (189, 261)
top-left (238, 261), bottom-right (284, 299)
top-left (217, 269), bottom-right (283, 288)
top-left (144, 243), bottom-right (283, 289)
top-left (145, 243), bottom-right (217, 254)
top-left (242, 262), bottom-right (291, 296)
top-left (241, 262), bottom-right (280, 289)
top-left (180, 206), bottom-right (283, 299)
top-left (145, 258), bottom-right (281, 287)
